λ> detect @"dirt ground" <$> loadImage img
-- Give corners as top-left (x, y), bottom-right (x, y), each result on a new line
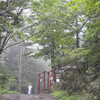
top-left (1, 94), bottom-right (58, 100)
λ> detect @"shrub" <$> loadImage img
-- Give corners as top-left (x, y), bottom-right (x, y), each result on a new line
top-left (51, 91), bottom-right (68, 99)
top-left (0, 89), bottom-right (20, 95)
top-left (52, 90), bottom-right (93, 100)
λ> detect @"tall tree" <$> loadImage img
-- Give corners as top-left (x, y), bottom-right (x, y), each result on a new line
top-left (30, 0), bottom-right (74, 68)
top-left (0, 0), bottom-right (30, 54)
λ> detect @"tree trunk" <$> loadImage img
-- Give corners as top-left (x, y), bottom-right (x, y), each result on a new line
top-left (51, 41), bottom-right (56, 69)
top-left (75, 20), bottom-right (80, 48)
top-left (19, 46), bottom-right (23, 92)
top-left (0, 31), bottom-right (2, 54)
top-left (76, 32), bottom-right (79, 48)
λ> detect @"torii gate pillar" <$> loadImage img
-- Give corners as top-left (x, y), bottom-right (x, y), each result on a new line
top-left (38, 71), bottom-right (46, 94)
top-left (47, 68), bottom-right (56, 93)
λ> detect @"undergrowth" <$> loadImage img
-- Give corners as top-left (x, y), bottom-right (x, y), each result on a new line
top-left (0, 89), bottom-right (20, 95)
top-left (51, 90), bottom-right (96, 100)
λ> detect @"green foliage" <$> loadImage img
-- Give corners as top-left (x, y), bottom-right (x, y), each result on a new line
top-left (0, 0), bottom-right (30, 54)
top-left (51, 91), bottom-right (68, 99)
top-left (0, 67), bottom-right (21, 95)
top-left (52, 90), bottom-right (92, 100)
top-left (67, 48), bottom-right (89, 63)
top-left (29, 0), bottom-right (100, 97)
top-left (8, 77), bottom-right (19, 91)
top-left (0, 67), bottom-right (10, 89)
top-left (0, 0), bottom-right (100, 97)
top-left (87, 78), bottom-right (100, 98)
top-left (60, 71), bottom-right (89, 93)
top-left (0, 89), bottom-right (20, 95)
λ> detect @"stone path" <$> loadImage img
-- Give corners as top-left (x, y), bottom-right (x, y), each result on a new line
top-left (1, 94), bottom-right (58, 100)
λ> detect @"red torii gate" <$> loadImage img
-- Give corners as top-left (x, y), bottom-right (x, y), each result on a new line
top-left (38, 68), bottom-right (56, 94)
top-left (47, 68), bottom-right (56, 93)
top-left (38, 71), bottom-right (46, 94)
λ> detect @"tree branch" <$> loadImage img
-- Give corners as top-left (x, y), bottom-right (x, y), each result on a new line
top-left (0, 0), bottom-right (11, 15)
top-left (3, 34), bottom-right (34, 50)
top-left (0, 9), bottom-right (10, 15)
top-left (69, 18), bottom-right (89, 33)
top-left (13, 8), bottom-right (23, 25)
top-left (2, 33), bottom-right (11, 48)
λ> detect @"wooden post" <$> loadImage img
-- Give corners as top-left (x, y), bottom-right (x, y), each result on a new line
top-left (47, 68), bottom-right (56, 93)
top-left (43, 71), bottom-right (45, 93)
top-left (47, 72), bottom-right (49, 94)
top-left (38, 71), bottom-right (46, 94)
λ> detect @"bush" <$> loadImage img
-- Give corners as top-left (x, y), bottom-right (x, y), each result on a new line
top-left (51, 91), bottom-right (68, 99)
top-left (60, 71), bottom-right (88, 94)
top-left (0, 89), bottom-right (20, 95)
top-left (52, 90), bottom-right (93, 100)
top-left (87, 78), bottom-right (100, 98)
